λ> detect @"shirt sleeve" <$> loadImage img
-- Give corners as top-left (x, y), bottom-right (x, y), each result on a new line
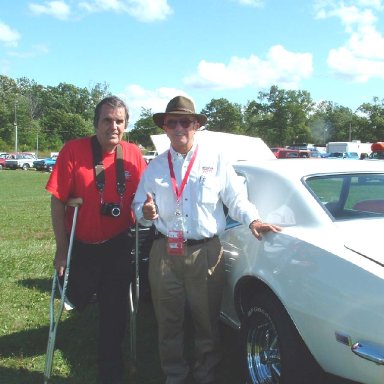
top-left (132, 161), bottom-right (155, 227)
top-left (219, 155), bottom-right (261, 226)
top-left (45, 142), bottom-right (75, 203)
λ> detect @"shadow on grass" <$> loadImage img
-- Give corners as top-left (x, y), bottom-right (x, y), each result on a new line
top-left (19, 277), bottom-right (52, 292)
top-left (0, 277), bottom-right (165, 383)
top-left (2, 278), bottom-right (241, 384)
top-left (0, 303), bottom-right (100, 383)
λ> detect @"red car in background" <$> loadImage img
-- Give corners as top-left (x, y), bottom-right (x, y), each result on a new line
top-left (271, 147), bottom-right (311, 158)
top-left (0, 153), bottom-right (10, 170)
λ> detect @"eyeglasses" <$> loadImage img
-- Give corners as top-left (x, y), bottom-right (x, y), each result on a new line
top-left (164, 118), bottom-right (195, 129)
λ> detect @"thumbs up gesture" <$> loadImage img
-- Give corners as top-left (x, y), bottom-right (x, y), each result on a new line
top-left (142, 192), bottom-right (158, 220)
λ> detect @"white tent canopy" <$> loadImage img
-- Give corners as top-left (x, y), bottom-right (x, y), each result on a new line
top-left (150, 130), bottom-right (276, 163)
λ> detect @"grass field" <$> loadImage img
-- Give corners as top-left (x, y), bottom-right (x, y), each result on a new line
top-left (0, 169), bottom-right (166, 384)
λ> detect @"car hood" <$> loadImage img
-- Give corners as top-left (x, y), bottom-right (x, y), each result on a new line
top-left (335, 219), bottom-right (384, 265)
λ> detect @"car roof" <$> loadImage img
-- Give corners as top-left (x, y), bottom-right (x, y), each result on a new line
top-left (234, 158), bottom-right (384, 179)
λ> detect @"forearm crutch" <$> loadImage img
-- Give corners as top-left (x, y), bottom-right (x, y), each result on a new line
top-left (128, 221), bottom-right (140, 375)
top-left (43, 197), bottom-right (83, 384)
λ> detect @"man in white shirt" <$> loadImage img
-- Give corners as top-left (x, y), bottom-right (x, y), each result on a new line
top-left (133, 96), bottom-right (281, 384)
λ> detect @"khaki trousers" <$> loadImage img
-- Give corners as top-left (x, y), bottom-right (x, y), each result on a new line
top-left (149, 236), bottom-right (224, 384)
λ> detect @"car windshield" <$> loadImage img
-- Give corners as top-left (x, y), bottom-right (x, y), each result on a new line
top-left (305, 173), bottom-right (384, 220)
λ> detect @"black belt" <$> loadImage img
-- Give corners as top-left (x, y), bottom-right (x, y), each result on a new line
top-left (154, 232), bottom-right (216, 246)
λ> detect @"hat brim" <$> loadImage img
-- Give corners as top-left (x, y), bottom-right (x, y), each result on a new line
top-left (153, 112), bottom-right (207, 129)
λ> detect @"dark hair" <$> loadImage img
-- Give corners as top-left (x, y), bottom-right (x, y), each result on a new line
top-left (93, 96), bottom-right (129, 129)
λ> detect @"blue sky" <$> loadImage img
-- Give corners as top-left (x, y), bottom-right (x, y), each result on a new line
top-left (1, 0), bottom-right (384, 128)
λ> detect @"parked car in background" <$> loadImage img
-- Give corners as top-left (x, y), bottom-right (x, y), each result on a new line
top-left (33, 157), bottom-right (57, 172)
top-left (327, 151), bottom-right (359, 159)
top-left (6, 153), bottom-right (37, 170)
top-left (271, 147), bottom-right (310, 158)
top-left (309, 150), bottom-right (322, 158)
top-left (143, 150), bottom-right (158, 164)
top-left (220, 159), bottom-right (384, 384)
top-left (0, 153), bottom-right (10, 169)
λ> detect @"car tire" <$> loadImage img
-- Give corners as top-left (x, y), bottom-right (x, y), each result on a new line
top-left (47, 165), bottom-right (53, 172)
top-left (22, 163), bottom-right (30, 170)
top-left (240, 292), bottom-right (324, 384)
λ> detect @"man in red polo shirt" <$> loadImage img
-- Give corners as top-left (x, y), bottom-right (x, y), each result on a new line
top-left (46, 96), bottom-right (146, 384)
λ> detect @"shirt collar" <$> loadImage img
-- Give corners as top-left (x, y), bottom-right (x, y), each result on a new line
top-left (169, 142), bottom-right (197, 161)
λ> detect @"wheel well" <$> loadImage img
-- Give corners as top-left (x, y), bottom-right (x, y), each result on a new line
top-left (234, 276), bottom-right (279, 323)
top-left (234, 276), bottom-right (324, 378)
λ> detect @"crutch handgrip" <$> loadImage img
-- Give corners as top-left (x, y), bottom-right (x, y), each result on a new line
top-left (66, 197), bottom-right (83, 207)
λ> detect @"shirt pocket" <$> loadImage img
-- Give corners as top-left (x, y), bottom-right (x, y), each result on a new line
top-left (153, 179), bottom-right (174, 212)
top-left (200, 176), bottom-right (221, 204)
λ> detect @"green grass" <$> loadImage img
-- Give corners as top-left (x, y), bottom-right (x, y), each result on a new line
top-left (0, 170), bottom-right (163, 384)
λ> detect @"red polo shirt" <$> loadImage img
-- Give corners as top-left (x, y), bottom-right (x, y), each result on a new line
top-left (46, 136), bottom-right (146, 243)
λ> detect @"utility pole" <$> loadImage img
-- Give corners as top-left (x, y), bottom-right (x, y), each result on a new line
top-left (348, 123), bottom-right (352, 142)
top-left (36, 130), bottom-right (39, 158)
top-left (14, 101), bottom-right (18, 154)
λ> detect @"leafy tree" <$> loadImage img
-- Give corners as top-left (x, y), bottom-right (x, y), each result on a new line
top-left (356, 97), bottom-right (384, 142)
top-left (243, 100), bottom-right (266, 138)
top-left (253, 86), bottom-right (314, 146)
top-left (0, 76), bottom-right (110, 152)
top-left (310, 101), bottom-right (357, 143)
top-left (129, 108), bottom-right (162, 148)
top-left (1, 73), bottom-right (383, 154)
top-left (201, 98), bottom-right (244, 134)
top-left (41, 110), bottom-right (93, 144)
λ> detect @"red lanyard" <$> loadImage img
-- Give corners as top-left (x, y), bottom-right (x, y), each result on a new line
top-left (168, 144), bottom-right (199, 203)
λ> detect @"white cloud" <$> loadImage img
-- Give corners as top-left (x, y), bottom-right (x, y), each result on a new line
top-left (235, 0), bottom-right (264, 7)
top-left (79, 0), bottom-right (173, 22)
top-left (119, 84), bottom-right (190, 127)
top-left (126, 0), bottom-right (173, 22)
top-left (328, 48), bottom-right (384, 82)
top-left (29, 1), bottom-right (71, 20)
top-left (314, 0), bottom-right (384, 82)
top-left (357, 0), bottom-right (383, 10)
top-left (0, 22), bottom-right (20, 47)
top-left (79, 0), bottom-right (129, 12)
top-left (183, 45), bottom-right (313, 90)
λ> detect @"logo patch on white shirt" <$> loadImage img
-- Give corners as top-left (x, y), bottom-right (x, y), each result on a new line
top-left (202, 166), bottom-right (214, 174)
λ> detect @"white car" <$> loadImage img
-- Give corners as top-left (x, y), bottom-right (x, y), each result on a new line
top-left (5, 153), bottom-right (37, 170)
top-left (220, 159), bottom-right (384, 384)
top-left (143, 150), bottom-right (158, 164)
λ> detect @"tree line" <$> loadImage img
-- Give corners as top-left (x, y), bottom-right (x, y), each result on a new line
top-left (1, 75), bottom-right (383, 154)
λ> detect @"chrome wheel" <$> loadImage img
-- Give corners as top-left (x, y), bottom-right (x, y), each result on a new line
top-left (246, 309), bottom-right (280, 383)
top-left (241, 293), bottom-right (324, 384)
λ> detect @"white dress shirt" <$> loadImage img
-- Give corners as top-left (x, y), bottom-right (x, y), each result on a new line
top-left (132, 137), bottom-right (260, 240)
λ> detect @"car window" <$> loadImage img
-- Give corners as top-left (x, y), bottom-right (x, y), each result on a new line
top-left (305, 174), bottom-right (384, 220)
top-left (285, 152), bottom-right (299, 158)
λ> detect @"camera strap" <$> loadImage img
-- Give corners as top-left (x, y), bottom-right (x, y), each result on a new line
top-left (91, 135), bottom-right (126, 200)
